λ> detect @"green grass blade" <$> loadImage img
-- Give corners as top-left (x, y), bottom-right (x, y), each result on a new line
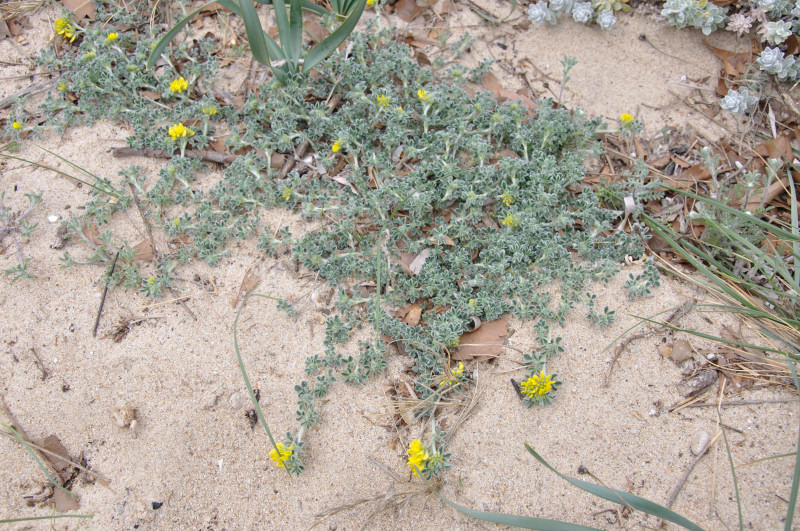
top-left (0, 422), bottom-right (79, 500)
top-left (236, 0), bottom-right (274, 67)
top-left (415, 466), bottom-right (602, 530)
top-left (304, 0), bottom-right (366, 72)
top-left (525, 445), bottom-right (705, 531)
top-left (785, 358), bottom-right (800, 530)
top-left (0, 514), bottom-right (93, 524)
top-left (631, 314), bottom-right (797, 357)
top-left (146, 1), bottom-right (219, 70)
top-left (717, 415), bottom-right (743, 530)
top-left (287, 0), bottom-right (303, 66)
top-left (255, 0), bottom-right (328, 16)
top-left (0, 151), bottom-right (122, 200)
top-left (662, 185), bottom-right (797, 241)
top-left (787, 167), bottom-right (800, 287)
top-left (233, 292), bottom-right (289, 475)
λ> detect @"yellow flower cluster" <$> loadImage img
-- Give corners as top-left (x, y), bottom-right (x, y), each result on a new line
top-left (500, 192), bottom-right (515, 206)
top-left (57, 82), bottom-right (66, 91)
top-left (331, 140), bottom-right (341, 153)
top-left (439, 361), bottom-right (465, 386)
top-left (281, 187), bottom-right (292, 201)
top-left (376, 95), bottom-right (389, 107)
top-left (520, 370), bottom-right (555, 399)
top-left (170, 76), bottom-right (189, 93)
top-left (407, 439), bottom-right (429, 477)
top-left (620, 113), bottom-right (634, 125)
top-left (12, 121), bottom-right (21, 130)
top-left (202, 105), bottom-right (217, 116)
top-left (417, 89), bottom-right (432, 103)
top-left (107, 32), bottom-right (118, 42)
top-left (269, 443), bottom-right (293, 467)
top-left (501, 213), bottom-right (519, 227)
top-left (54, 18), bottom-right (76, 43)
top-left (168, 123), bottom-right (194, 141)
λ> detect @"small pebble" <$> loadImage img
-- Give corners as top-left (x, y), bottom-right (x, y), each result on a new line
top-left (691, 430), bottom-right (711, 455)
top-left (48, 215), bottom-right (59, 223)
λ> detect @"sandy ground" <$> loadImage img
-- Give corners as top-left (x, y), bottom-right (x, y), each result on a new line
top-left (0, 3), bottom-right (798, 530)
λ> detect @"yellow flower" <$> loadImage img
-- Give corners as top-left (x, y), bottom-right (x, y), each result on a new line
top-left (269, 443), bottom-right (293, 467)
top-left (146, 276), bottom-right (156, 288)
top-left (440, 361), bottom-right (465, 386)
top-left (107, 32), bottom-right (118, 42)
top-left (367, 0), bottom-right (376, 4)
top-left (54, 18), bottom-right (76, 42)
top-left (12, 121), bottom-right (21, 130)
top-left (85, 50), bottom-right (96, 59)
top-left (500, 192), bottom-right (514, 206)
top-left (281, 187), bottom-right (292, 201)
top-left (170, 76), bottom-right (189, 93)
top-left (417, 89), bottom-right (432, 103)
top-left (171, 218), bottom-right (181, 228)
top-left (331, 140), bottom-right (341, 153)
top-left (620, 113), bottom-right (634, 125)
top-left (520, 370), bottom-right (555, 399)
top-left (57, 82), bottom-right (66, 91)
top-left (202, 105), bottom-right (217, 116)
top-left (407, 439), bottom-right (429, 476)
top-left (376, 95), bottom-right (389, 107)
top-left (501, 213), bottom-right (519, 227)
top-left (168, 123), bottom-right (194, 140)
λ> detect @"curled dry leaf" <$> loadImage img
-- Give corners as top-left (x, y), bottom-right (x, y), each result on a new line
top-left (453, 317), bottom-right (508, 361)
top-left (132, 239), bottom-right (153, 261)
top-left (63, 0), bottom-right (97, 20)
top-left (232, 267), bottom-right (260, 308)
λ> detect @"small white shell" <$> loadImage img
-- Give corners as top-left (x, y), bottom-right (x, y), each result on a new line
top-left (691, 430), bottom-right (711, 456)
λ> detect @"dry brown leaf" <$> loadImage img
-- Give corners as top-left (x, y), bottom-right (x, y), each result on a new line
top-left (408, 248), bottom-right (431, 276)
top-left (232, 268), bottom-right (260, 308)
top-left (41, 435), bottom-right (73, 480)
top-left (745, 174), bottom-right (795, 212)
top-left (53, 488), bottom-right (79, 512)
top-left (453, 317), bottom-right (508, 361)
top-left (669, 339), bottom-right (693, 363)
top-left (402, 302), bottom-right (423, 326)
top-left (81, 223), bottom-right (103, 246)
top-left (393, 0), bottom-right (427, 21)
top-left (303, 20), bottom-right (328, 43)
top-left (140, 90), bottom-right (161, 100)
top-left (703, 40), bottom-right (751, 77)
top-left (753, 131), bottom-right (794, 161)
top-left (132, 239), bottom-right (153, 262)
top-left (63, 0), bottom-right (96, 19)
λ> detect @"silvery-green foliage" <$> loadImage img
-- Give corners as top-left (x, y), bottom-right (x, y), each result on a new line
top-left (527, 1), bottom-right (557, 24)
top-left (549, 0), bottom-right (575, 15)
top-left (662, 0), bottom-right (728, 33)
top-left (757, 0), bottom-right (792, 17)
top-left (757, 47), bottom-right (798, 80)
top-left (698, 3), bottom-right (727, 34)
top-left (572, 1), bottom-right (594, 22)
top-left (720, 87), bottom-right (758, 115)
top-left (765, 20), bottom-right (793, 44)
top-left (596, 9), bottom-right (616, 28)
top-left (661, 0), bottom-right (695, 28)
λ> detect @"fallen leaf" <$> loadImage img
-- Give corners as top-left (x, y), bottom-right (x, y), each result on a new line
top-left (669, 339), bottom-right (693, 363)
top-left (232, 267), bottom-right (259, 308)
top-left (53, 488), bottom-right (79, 512)
top-left (303, 19), bottom-right (328, 43)
top-left (393, 0), bottom-right (427, 21)
top-left (81, 223), bottom-right (103, 246)
top-left (402, 302), bottom-right (423, 326)
top-left (453, 317), bottom-right (508, 361)
top-left (753, 130), bottom-right (794, 161)
top-left (408, 248), bottom-right (431, 275)
top-left (40, 435), bottom-right (73, 480)
top-left (62, 0), bottom-right (96, 20)
top-left (703, 40), bottom-right (751, 77)
top-left (132, 239), bottom-right (153, 261)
